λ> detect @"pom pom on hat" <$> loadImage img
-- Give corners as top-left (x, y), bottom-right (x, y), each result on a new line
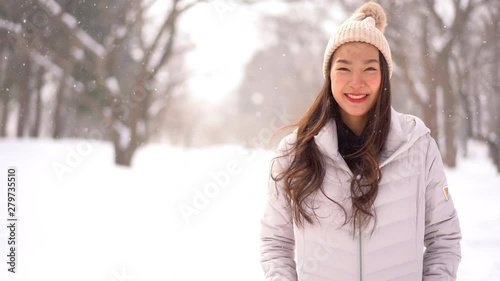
top-left (322, 1), bottom-right (393, 79)
top-left (355, 2), bottom-right (387, 32)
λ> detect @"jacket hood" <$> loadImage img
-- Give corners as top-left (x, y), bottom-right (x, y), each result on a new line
top-left (314, 107), bottom-right (430, 168)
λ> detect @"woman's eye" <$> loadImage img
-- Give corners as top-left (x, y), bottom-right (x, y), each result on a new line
top-left (337, 67), bottom-right (349, 71)
top-left (366, 67), bottom-right (377, 71)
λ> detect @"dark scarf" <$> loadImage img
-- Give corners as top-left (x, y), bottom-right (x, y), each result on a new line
top-left (336, 120), bottom-right (368, 173)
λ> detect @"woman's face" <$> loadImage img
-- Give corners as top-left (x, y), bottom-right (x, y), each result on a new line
top-left (329, 42), bottom-right (381, 133)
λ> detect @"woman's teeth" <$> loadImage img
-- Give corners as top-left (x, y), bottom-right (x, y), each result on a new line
top-left (347, 94), bottom-right (367, 99)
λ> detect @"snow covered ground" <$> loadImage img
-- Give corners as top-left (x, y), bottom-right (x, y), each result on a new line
top-left (0, 139), bottom-right (498, 281)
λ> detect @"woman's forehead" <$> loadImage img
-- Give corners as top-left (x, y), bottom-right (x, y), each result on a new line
top-left (333, 42), bottom-right (379, 61)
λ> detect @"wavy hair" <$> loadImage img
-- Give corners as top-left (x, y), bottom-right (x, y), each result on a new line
top-left (272, 51), bottom-right (391, 231)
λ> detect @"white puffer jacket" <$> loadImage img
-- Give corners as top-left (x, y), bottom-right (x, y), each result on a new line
top-left (260, 108), bottom-right (461, 281)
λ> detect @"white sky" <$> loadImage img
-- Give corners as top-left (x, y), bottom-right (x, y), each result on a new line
top-left (179, 2), bottom-right (263, 103)
top-left (178, 2), bottom-right (293, 103)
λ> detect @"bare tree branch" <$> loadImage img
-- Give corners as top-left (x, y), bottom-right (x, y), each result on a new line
top-left (142, 0), bottom-right (180, 71)
top-left (34, 0), bottom-right (106, 59)
top-left (425, 0), bottom-right (445, 29)
top-left (149, 20), bottom-right (177, 77)
top-left (392, 49), bottom-right (427, 107)
top-left (0, 18), bottom-right (22, 34)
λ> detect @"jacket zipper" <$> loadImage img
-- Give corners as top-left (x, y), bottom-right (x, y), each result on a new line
top-left (335, 154), bottom-right (364, 280)
top-left (359, 227), bottom-right (364, 281)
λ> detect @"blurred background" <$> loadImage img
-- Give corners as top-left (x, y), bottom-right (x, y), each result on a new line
top-left (0, 0), bottom-right (499, 280)
top-left (0, 0), bottom-right (498, 168)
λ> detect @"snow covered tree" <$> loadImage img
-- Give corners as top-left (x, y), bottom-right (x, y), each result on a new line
top-left (0, 0), bottom-right (206, 165)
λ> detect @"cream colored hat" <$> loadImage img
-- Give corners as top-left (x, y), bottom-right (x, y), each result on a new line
top-left (322, 2), bottom-right (392, 79)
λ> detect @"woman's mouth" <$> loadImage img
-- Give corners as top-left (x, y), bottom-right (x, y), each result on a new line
top-left (345, 93), bottom-right (368, 103)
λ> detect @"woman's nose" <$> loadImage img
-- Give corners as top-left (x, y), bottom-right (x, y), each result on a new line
top-left (348, 74), bottom-right (364, 89)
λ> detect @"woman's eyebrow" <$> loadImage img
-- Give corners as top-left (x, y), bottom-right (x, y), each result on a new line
top-left (336, 59), bottom-right (351, 64)
top-left (364, 58), bottom-right (379, 64)
top-left (335, 58), bottom-right (379, 64)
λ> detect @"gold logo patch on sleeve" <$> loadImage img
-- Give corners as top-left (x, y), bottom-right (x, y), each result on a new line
top-left (443, 186), bottom-right (449, 201)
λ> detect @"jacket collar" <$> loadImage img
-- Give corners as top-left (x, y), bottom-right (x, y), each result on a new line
top-left (313, 107), bottom-right (424, 167)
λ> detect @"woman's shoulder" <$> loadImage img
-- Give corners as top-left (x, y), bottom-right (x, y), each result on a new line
top-left (384, 108), bottom-right (437, 158)
top-left (392, 109), bottom-right (429, 136)
top-left (275, 129), bottom-right (298, 155)
top-left (390, 108), bottom-right (433, 145)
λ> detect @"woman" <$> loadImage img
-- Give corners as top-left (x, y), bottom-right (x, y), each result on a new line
top-left (259, 2), bottom-right (461, 281)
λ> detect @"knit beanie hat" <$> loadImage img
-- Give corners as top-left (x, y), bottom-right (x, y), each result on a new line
top-left (322, 2), bottom-right (392, 79)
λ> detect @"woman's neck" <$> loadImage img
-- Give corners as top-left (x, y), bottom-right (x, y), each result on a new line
top-left (340, 114), bottom-right (367, 136)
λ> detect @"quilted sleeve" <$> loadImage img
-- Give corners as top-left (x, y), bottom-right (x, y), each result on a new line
top-left (259, 136), bottom-right (298, 281)
top-left (422, 135), bottom-right (462, 280)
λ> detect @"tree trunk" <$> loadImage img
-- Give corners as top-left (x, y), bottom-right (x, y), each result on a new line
top-left (420, 16), bottom-right (439, 143)
top-left (114, 145), bottom-right (136, 166)
top-left (0, 95), bottom-right (8, 137)
top-left (16, 55), bottom-right (31, 137)
top-left (490, 142), bottom-right (500, 173)
top-left (52, 61), bottom-right (71, 139)
top-left (422, 81), bottom-right (438, 140)
top-left (52, 81), bottom-right (64, 139)
top-left (441, 78), bottom-right (457, 167)
top-left (491, 5), bottom-right (500, 172)
top-left (112, 124), bottom-right (139, 166)
top-left (0, 48), bottom-right (9, 137)
top-left (438, 42), bottom-right (458, 167)
top-left (30, 66), bottom-right (44, 137)
top-left (456, 70), bottom-right (472, 158)
top-left (112, 109), bottom-right (142, 166)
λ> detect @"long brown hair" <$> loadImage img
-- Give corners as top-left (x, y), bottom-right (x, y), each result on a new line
top-left (272, 51), bottom-right (391, 231)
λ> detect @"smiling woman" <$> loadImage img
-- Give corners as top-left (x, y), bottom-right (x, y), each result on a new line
top-left (260, 2), bottom-right (461, 281)
top-left (330, 42), bottom-right (382, 135)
